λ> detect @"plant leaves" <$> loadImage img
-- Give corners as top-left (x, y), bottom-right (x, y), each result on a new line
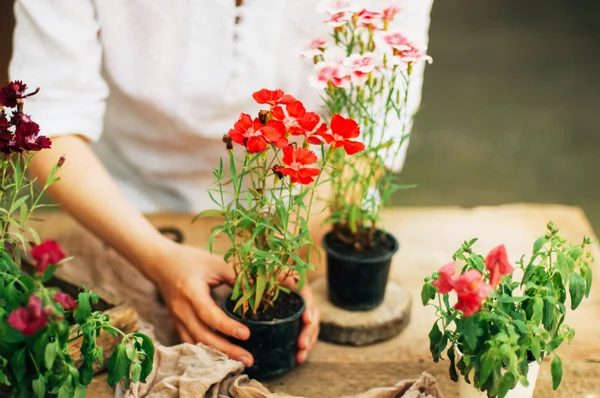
top-left (10, 348), bottom-right (26, 382)
top-left (191, 209), bottom-right (224, 223)
top-left (428, 322), bottom-right (444, 362)
top-left (580, 263), bottom-right (593, 298)
top-left (532, 297), bottom-right (543, 325)
top-left (568, 273), bottom-right (585, 310)
top-left (556, 251), bottom-right (569, 283)
top-left (45, 341), bottom-right (57, 369)
top-left (73, 292), bottom-right (93, 324)
top-left (107, 344), bottom-right (129, 387)
top-left (551, 354), bottom-right (563, 390)
top-left (32, 375), bottom-right (46, 398)
top-left (533, 236), bottom-right (548, 255)
top-left (130, 362), bottom-right (142, 383)
top-left (448, 346), bottom-right (458, 382)
top-left (542, 295), bottom-right (555, 331)
top-left (420, 282), bottom-right (436, 306)
top-left (546, 335), bottom-right (565, 353)
top-left (462, 316), bottom-right (478, 351)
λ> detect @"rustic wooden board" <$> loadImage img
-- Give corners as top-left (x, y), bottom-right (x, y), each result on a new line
top-left (313, 277), bottom-right (411, 346)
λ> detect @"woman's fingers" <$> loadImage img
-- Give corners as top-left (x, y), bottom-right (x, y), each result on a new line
top-left (190, 285), bottom-right (250, 340)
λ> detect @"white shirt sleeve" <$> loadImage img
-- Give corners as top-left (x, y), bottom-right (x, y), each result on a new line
top-left (9, 0), bottom-right (108, 141)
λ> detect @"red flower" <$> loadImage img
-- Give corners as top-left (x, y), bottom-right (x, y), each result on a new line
top-left (252, 89), bottom-right (295, 107)
top-left (432, 262), bottom-right (456, 294)
top-left (54, 292), bottom-right (77, 311)
top-left (297, 112), bottom-right (328, 145)
top-left (0, 81), bottom-right (28, 108)
top-left (272, 100), bottom-right (307, 135)
top-left (31, 240), bottom-right (66, 274)
top-left (485, 244), bottom-right (514, 287)
top-left (227, 113), bottom-right (288, 153)
top-left (279, 145), bottom-right (320, 184)
top-left (322, 114), bottom-right (365, 155)
top-left (452, 270), bottom-right (492, 317)
top-left (7, 296), bottom-right (49, 336)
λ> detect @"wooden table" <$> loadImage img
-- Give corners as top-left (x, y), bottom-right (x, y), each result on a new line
top-left (33, 204), bottom-right (600, 397)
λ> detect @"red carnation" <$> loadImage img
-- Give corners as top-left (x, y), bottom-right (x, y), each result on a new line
top-left (485, 244), bottom-right (514, 287)
top-left (0, 81), bottom-right (28, 108)
top-left (252, 89), bottom-right (296, 107)
top-left (432, 262), bottom-right (456, 294)
top-left (279, 145), bottom-right (320, 184)
top-left (322, 114), bottom-right (365, 155)
top-left (227, 113), bottom-right (288, 153)
top-left (54, 292), bottom-right (77, 311)
top-left (296, 112), bottom-right (328, 145)
top-left (452, 270), bottom-right (492, 317)
top-left (272, 100), bottom-right (307, 135)
top-left (7, 296), bottom-right (49, 336)
top-left (31, 240), bottom-right (66, 274)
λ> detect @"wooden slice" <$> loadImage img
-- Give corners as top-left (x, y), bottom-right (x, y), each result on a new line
top-left (313, 277), bottom-right (411, 346)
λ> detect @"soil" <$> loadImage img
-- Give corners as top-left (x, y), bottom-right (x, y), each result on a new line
top-left (326, 229), bottom-right (396, 259)
top-left (228, 291), bottom-right (304, 323)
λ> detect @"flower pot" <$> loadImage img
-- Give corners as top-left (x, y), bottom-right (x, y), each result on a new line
top-left (322, 230), bottom-right (399, 311)
top-left (221, 291), bottom-right (305, 379)
top-left (455, 348), bottom-right (541, 398)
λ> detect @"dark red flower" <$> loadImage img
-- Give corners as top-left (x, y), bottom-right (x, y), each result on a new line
top-left (485, 244), bottom-right (514, 287)
top-left (7, 296), bottom-right (49, 336)
top-left (452, 270), bottom-right (492, 316)
top-left (272, 100), bottom-right (307, 135)
top-left (227, 113), bottom-right (288, 153)
top-left (280, 145), bottom-right (320, 184)
top-left (0, 81), bottom-right (28, 108)
top-left (0, 112), bottom-right (10, 130)
top-left (432, 262), bottom-right (456, 294)
top-left (54, 292), bottom-right (77, 311)
top-left (322, 114), bottom-right (365, 155)
top-left (31, 240), bottom-right (66, 274)
top-left (252, 89), bottom-right (296, 107)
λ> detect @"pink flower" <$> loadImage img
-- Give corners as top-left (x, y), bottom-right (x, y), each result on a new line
top-left (31, 240), bottom-right (66, 274)
top-left (272, 100), bottom-right (307, 135)
top-left (343, 53), bottom-right (378, 83)
top-left (326, 11), bottom-right (351, 28)
top-left (316, 0), bottom-right (358, 14)
top-left (301, 38), bottom-right (329, 58)
top-left (375, 32), bottom-right (432, 65)
top-left (432, 263), bottom-right (456, 294)
top-left (356, 9), bottom-right (381, 28)
top-left (310, 62), bottom-right (350, 89)
top-left (452, 270), bottom-right (492, 317)
top-left (8, 296), bottom-right (49, 336)
top-left (381, 4), bottom-right (401, 26)
top-left (54, 292), bottom-right (77, 311)
top-left (485, 244), bottom-right (514, 287)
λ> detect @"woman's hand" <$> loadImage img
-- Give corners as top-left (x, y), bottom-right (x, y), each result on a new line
top-left (296, 284), bottom-right (320, 363)
top-left (149, 239), bottom-right (254, 367)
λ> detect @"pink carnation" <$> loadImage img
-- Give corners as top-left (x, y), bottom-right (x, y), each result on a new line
top-left (310, 62), bottom-right (350, 89)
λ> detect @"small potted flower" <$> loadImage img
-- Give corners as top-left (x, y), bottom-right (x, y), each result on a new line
top-left (304, 2), bottom-right (432, 310)
top-left (194, 88), bottom-right (363, 379)
top-left (0, 81), bottom-right (154, 397)
top-left (421, 221), bottom-right (594, 398)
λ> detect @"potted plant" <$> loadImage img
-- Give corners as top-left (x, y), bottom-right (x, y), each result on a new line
top-left (303, 2), bottom-right (432, 310)
top-left (421, 221), bottom-right (594, 398)
top-left (0, 81), bottom-right (154, 397)
top-left (194, 88), bottom-right (363, 379)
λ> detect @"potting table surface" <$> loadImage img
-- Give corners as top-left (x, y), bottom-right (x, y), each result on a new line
top-left (33, 204), bottom-right (600, 397)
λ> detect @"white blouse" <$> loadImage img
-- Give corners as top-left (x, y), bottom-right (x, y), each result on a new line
top-left (10, 0), bottom-right (434, 213)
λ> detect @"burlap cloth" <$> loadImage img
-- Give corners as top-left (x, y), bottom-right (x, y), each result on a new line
top-left (53, 223), bottom-right (443, 398)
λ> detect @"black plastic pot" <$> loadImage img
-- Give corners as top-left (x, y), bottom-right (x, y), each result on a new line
top-left (323, 230), bottom-right (399, 311)
top-left (221, 292), bottom-right (305, 379)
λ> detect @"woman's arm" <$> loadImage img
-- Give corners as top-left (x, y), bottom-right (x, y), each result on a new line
top-left (28, 135), bottom-right (256, 366)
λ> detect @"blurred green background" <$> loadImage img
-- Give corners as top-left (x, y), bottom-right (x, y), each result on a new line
top-left (1, 1), bottom-right (598, 234)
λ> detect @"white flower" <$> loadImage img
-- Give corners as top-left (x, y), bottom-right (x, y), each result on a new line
top-left (342, 53), bottom-right (379, 84)
top-left (301, 37), bottom-right (330, 58)
top-left (309, 62), bottom-right (350, 89)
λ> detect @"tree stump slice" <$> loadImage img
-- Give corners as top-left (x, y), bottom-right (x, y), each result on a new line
top-left (313, 277), bottom-right (411, 346)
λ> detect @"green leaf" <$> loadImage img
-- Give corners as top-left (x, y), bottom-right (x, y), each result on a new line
top-left (533, 236), bottom-right (548, 254)
top-left (130, 362), bottom-right (142, 383)
top-left (568, 273), bottom-right (585, 310)
top-left (420, 282), bottom-right (437, 306)
top-left (448, 346), bottom-right (458, 382)
top-left (547, 335), bottom-right (565, 353)
top-left (533, 297), bottom-right (543, 325)
top-left (191, 209), bottom-right (224, 223)
top-left (74, 384), bottom-right (87, 398)
top-left (10, 348), bottom-right (26, 382)
top-left (542, 296), bottom-right (555, 331)
top-left (44, 341), bottom-right (57, 369)
top-left (254, 265), bottom-right (267, 310)
top-left (556, 251), bottom-right (569, 283)
top-left (428, 322), bottom-right (444, 362)
top-left (73, 292), bottom-right (93, 324)
top-left (229, 151), bottom-right (239, 194)
top-left (107, 344), bottom-right (129, 387)
top-left (462, 316), bottom-right (478, 351)
top-left (57, 380), bottom-right (74, 398)
top-left (581, 263), bottom-right (593, 298)
top-left (32, 375), bottom-right (46, 398)
top-left (9, 195), bottom-right (29, 216)
top-left (126, 346), bottom-right (137, 362)
top-left (478, 351), bottom-right (494, 386)
top-left (551, 354), bottom-right (563, 390)
top-left (498, 296), bottom-right (528, 303)
top-left (131, 333), bottom-right (154, 382)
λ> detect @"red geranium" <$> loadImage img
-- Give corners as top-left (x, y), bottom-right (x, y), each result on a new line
top-left (54, 292), bottom-right (77, 311)
top-left (484, 244), bottom-right (514, 287)
top-left (322, 114), bottom-right (365, 155)
top-left (227, 113), bottom-right (288, 153)
top-left (7, 296), bottom-right (49, 336)
top-left (279, 145), bottom-right (320, 184)
top-left (272, 100), bottom-right (307, 135)
top-left (432, 262), bottom-right (456, 294)
top-left (452, 270), bottom-right (492, 317)
top-left (252, 89), bottom-right (295, 107)
top-left (31, 240), bottom-right (66, 274)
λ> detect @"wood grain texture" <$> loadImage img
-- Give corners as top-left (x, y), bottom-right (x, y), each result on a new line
top-left (313, 277), bottom-right (411, 346)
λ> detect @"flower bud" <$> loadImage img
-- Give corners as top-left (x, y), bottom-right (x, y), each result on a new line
top-left (272, 165), bottom-right (284, 179)
top-left (57, 155), bottom-right (66, 167)
top-left (258, 110), bottom-right (269, 125)
top-left (222, 134), bottom-right (234, 150)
